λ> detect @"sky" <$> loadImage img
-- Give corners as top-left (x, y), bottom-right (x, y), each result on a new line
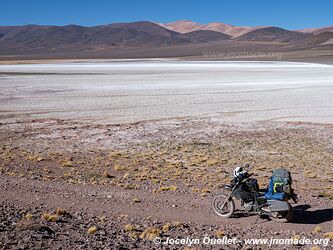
top-left (0, 0), bottom-right (332, 30)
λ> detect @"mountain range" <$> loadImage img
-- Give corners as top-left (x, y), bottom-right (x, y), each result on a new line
top-left (0, 20), bottom-right (332, 61)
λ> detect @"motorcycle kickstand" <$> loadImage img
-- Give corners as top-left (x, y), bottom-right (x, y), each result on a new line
top-left (254, 212), bottom-right (262, 224)
top-left (254, 215), bottom-right (259, 224)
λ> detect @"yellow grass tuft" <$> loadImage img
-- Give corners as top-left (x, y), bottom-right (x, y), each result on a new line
top-left (42, 213), bottom-right (51, 221)
top-left (151, 178), bottom-right (160, 184)
top-left (158, 185), bottom-right (178, 192)
top-left (162, 223), bottom-right (172, 233)
top-left (27, 155), bottom-right (34, 161)
top-left (87, 226), bottom-right (98, 234)
top-left (47, 215), bottom-right (58, 222)
top-left (25, 213), bottom-right (33, 220)
top-left (314, 226), bottom-right (322, 233)
top-left (128, 232), bottom-right (140, 239)
top-left (183, 247), bottom-right (196, 250)
top-left (291, 235), bottom-right (300, 244)
top-left (319, 192), bottom-right (333, 200)
top-left (55, 207), bottom-right (68, 216)
top-left (36, 156), bottom-right (44, 162)
top-left (124, 224), bottom-right (135, 232)
top-left (172, 221), bottom-right (182, 228)
top-left (114, 165), bottom-right (126, 171)
top-left (305, 172), bottom-right (317, 179)
top-left (60, 159), bottom-right (75, 167)
top-left (207, 159), bottom-right (219, 166)
top-left (310, 247), bottom-right (320, 250)
top-left (99, 216), bottom-right (106, 224)
top-left (216, 229), bottom-right (225, 237)
top-left (42, 212), bottom-right (58, 222)
top-left (310, 246), bottom-right (320, 250)
top-left (120, 214), bottom-right (128, 219)
top-left (109, 151), bottom-right (122, 158)
top-left (324, 232), bottom-right (333, 239)
top-left (139, 227), bottom-right (160, 241)
top-left (201, 188), bottom-right (211, 193)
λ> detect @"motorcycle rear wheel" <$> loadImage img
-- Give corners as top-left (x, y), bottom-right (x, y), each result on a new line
top-left (212, 194), bottom-right (235, 218)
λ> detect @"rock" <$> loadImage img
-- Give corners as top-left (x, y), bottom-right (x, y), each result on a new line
top-left (16, 220), bottom-right (42, 231)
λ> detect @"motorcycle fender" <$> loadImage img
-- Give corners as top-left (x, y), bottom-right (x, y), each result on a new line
top-left (267, 200), bottom-right (290, 212)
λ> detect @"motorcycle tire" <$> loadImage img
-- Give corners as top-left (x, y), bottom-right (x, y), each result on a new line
top-left (212, 194), bottom-right (235, 218)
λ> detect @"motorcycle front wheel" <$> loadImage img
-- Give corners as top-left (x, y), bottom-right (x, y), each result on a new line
top-left (212, 194), bottom-right (235, 218)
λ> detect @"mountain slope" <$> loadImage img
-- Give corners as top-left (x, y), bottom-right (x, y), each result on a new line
top-left (158, 20), bottom-right (202, 33)
top-left (107, 21), bottom-right (178, 37)
top-left (236, 27), bottom-right (311, 42)
top-left (158, 20), bottom-right (266, 37)
top-left (0, 21), bottom-right (332, 60)
top-left (0, 22), bottom-right (189, 50)
top-left (0, 25), bottom-right (90, 49)
top-left (177, 30), bottom-right (231, 42)
top-left (299, 26), bottom-right (333, 34)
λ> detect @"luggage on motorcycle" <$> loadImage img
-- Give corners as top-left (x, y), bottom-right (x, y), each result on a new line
top-left (233, 178), bottom-right (259, 200)
top-left (272, 168), bottom-right (292, 193)
top-left (267, 200), bottom-right (290, 212)
top-left (245, 178), bottom-right (259, 192)
top-left (234, 185), bottom-right (256, 200)
top-left (265, 168), bottom-right (292, 200)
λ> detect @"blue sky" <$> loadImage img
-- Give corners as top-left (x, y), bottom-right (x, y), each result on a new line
top-left (0, 0), bottom-right (332, 29)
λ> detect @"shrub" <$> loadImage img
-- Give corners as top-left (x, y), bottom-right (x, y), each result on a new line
top-left (87, 226), bottom-right (98, 234)
top-left (314, 226), bottom-right (321, 233)
top-left (124, 224), bottom-right (135, 232)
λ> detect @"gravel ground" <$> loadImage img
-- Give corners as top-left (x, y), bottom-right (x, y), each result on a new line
top-left (0, 118), bottom-right (332, 249)
top-left (0, 61), bottom-right (332, 249)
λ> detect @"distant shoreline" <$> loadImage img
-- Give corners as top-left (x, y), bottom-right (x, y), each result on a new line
top-left (1, 57), bottom-right (333, 65)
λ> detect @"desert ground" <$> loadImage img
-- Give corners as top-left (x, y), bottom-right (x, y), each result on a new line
top-left (0, 61), bottom-right (332, 249)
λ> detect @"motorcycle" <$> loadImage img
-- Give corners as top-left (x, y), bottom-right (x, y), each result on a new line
top-left (212, 166), bottom-right (296, 223)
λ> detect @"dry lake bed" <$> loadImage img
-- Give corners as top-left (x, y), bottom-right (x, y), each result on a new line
top-left (1, 60), bottom-right (333, 124)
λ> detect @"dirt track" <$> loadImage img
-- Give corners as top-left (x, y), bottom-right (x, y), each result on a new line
top-left (0, 118), bottom-right (332, 249)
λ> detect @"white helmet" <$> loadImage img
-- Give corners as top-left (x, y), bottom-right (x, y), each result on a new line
top-left (233, 166), bottom-right (244, 177)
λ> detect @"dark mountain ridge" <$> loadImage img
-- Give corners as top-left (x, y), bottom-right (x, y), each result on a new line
top-left (0, 21), bottom-right (332, 60)
top-left (236, 27), bottom-right (311, 42)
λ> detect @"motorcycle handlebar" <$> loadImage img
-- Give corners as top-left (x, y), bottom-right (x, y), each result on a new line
top-left (243, 163), bottom-right (252, 171)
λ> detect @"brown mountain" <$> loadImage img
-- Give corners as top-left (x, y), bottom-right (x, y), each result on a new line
top-left (158, 20), bottom-right (202, 33)
top-left (0, 20), bottom-right (333, 61)
top-left (158, 20), bottom-right (266, 37)
top-left (310, 32), bottom-right (333, 45)
top-left (107, 21), bottom-right (178, 37)
top-left (0, 21), bottom-right (238, 55)
top-left (0, 22), bottom-right (193, 53)
top-left (236, 27), bottom-right (311, 42)
top-left (0, 26), bottom-right (17, 35)
top-left (177, 30), bottom-right (231, 43)
top-left (298, 26), bottom-right (333, 34)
